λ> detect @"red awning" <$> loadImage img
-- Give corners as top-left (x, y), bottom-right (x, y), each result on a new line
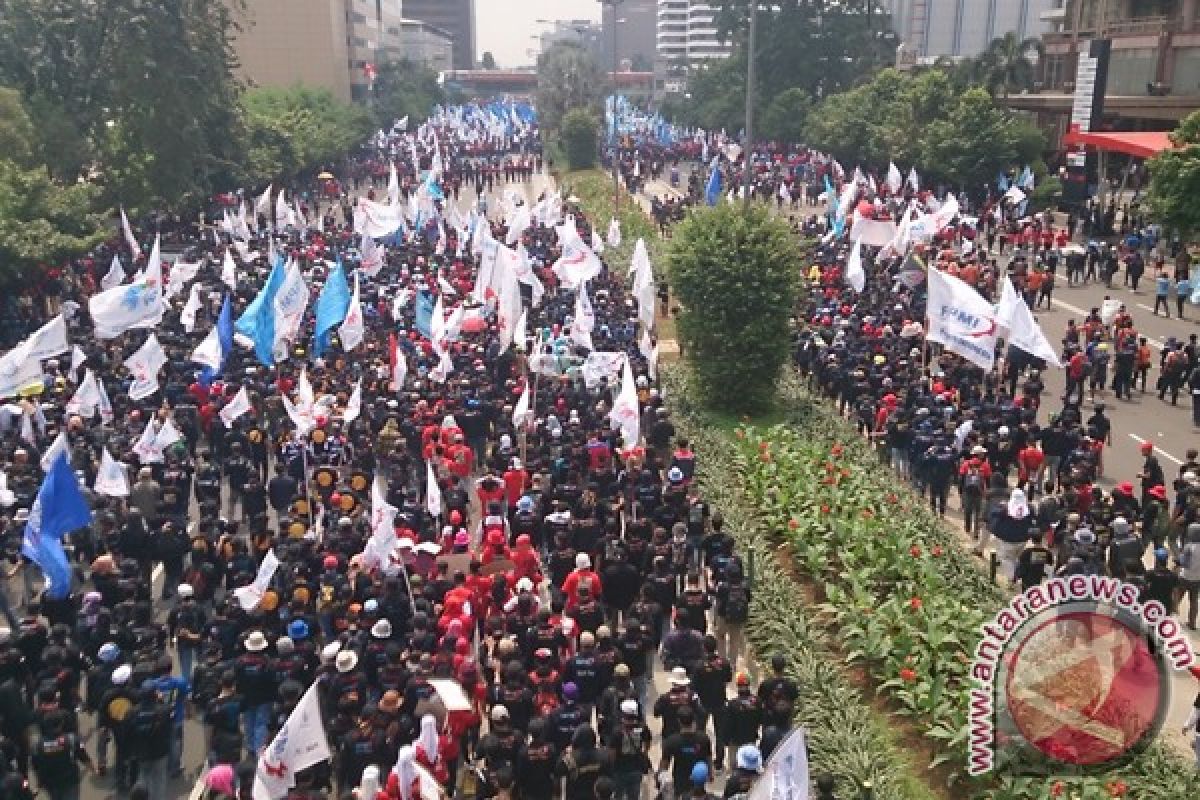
top-left (1061, 130), bottom-right (1175, 159)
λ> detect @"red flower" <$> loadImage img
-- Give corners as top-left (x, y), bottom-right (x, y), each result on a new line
top-left (831, 444), bottom-right (844, 457)
top-left (820, 504), bottom-right (830, 514)
top-left (931, 545), bottom-right (944, 557)
top-left (887, 493), bottom-right (898, 504)
top-left (760, 452), bottom-right (771, 463)
top-left (1106, 781), bottom-right (1128, 798)
top-left (840, 468), bottom-right (851, 478)
top-left (899, 668), bottom-right (917, 683)
top-left (1050, 781), bottom-right (1065, 798)
top-left (759, 441), bottom-right (770, 451)
top-left (908, 596), bottom-right (923, 611)
top-left (910, 545), bottom-right (922, 558)
top-left (861, 509), bottom-right (874, 518)
top-left (787, 519), bottom-right (799, 530)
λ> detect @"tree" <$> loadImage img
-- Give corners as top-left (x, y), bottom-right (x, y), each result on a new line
top-left (761, 88), bottom-right (812, 145)
top-left (560, 109), bottom-right (598, 170)
top-left (1148, 111), bottom-right (1200, 239)
top-left (0, 160), bottom-right (107, 284)
top-left (480, 51), bottom-right (497, 69)
top-left (0, 88), bottom-right (35, 167)
top-left (372, 59), bottom-right (446, 129)
top-left (537, 42), bottom-right (603, 132)
top-left (241, 86), bottom-right (374, 184)
top-left (919, 87), bottom-right (1043, 189)
top-left (667, 203), bottom-right (800, 412)
top-left (977, 33), bottom-right (1044, 97)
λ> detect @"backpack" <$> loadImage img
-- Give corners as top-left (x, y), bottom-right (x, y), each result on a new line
top-left (723, 584), bottom-right (749, 623)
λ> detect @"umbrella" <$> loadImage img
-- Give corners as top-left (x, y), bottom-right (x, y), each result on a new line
top-left (317, 171), bottom-right (335, 180)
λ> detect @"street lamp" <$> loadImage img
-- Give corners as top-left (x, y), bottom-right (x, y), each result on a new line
top-left (600, 0), bottom-right (625, 212)
top-left (743, 1), bottom-right (758, 208)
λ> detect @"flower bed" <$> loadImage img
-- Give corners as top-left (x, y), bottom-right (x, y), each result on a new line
top-left (734, 376), bottom-right (1200, 799)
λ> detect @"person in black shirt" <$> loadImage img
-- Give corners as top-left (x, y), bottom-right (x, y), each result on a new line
top-left (556, 725), bottom-right (610, 800)
top-left (515, 718), bottom-right (558, 800)
top-left (658, 707), bottom-right (711, 798)
top-left (1014, 531), bottom-right (1054, 590)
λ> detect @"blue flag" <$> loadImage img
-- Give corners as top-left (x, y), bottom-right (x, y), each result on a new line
top-left (200, 294), bottom-right (234, 387)
top-left (235, 256), bottom-right (286, 366)
top-left (22, 452), bottom-right (92, 600)
top-left (313, 260), bottom-right (352, 358)
top-left (705, 162), bottom-right (722, 207)
top-left (997, 172), bottom-right (1010, 192)
top-left (415, 290), bottom-right (436, 339)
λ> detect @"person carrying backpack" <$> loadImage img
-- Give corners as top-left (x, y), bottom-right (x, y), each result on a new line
top-left (715, 563), bottom-right (751, 660)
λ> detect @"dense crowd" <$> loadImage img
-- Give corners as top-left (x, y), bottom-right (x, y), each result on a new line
top-left (0, 110), bottom-right (825, 800)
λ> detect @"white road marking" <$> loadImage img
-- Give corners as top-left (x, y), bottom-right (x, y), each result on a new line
top-left (1129, 433), bottom-right (1184, 466)
top-left (1135, 303), bottom-right (1156, 314)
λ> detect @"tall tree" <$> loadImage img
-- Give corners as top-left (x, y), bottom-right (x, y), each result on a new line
top-left (977, 33), bottom-right (1044, 97)
top-left (536, 42), bottom-right (603, 133)
top-left (0, 160), bottom-right (107, 284)
top-left (372, 59), bottom-right (446, 130)
top-left (1148, 111), bottom-right (1200, 240)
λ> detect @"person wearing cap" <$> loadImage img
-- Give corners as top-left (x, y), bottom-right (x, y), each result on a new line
top-left (556, 724), bottom-right (610, 800)
top-left (654, 666), bottom-right (705, 739)
top-left (608, 696), bottom-right (652, 800)
top-left (97, 663), bottom-right (137, 787)
top-left (515, 717), bottom-right (559, 800)
top-left (477, 705), bottom-right (521, 786)
top-left (549, 681), bottom-right (589, 751)
top-left (1178, 523), bottom-right (1200, 630)
top-left (233, 630), bottom-right (275, 755)
top-left (561, 552), bottom-right (602, 612)
top-left (167, 582), bottom-right (206, 682)
top-left (722, 744), bottom-right (762, 798)
top-left (1014, 530), bottom-right (1055, 592)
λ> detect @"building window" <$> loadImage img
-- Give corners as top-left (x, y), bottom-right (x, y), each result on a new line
top-left (347, 12), bottom-right (366, 24)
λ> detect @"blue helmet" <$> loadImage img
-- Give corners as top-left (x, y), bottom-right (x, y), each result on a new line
top-left (288, 619), bottom-right (310, 641)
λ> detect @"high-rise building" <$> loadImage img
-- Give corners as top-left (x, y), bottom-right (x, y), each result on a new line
top-left (602, 0), bottom-right (658, 71)
top-left (656, 0), bottom-right (730, 70)
top-left (539, 19), bottom-right (606, 65)
top-left (401, 0), bottom-right (476, 70)
top-left (881, 0), bottom-right (1056, 62)
top-left (232, 0), bottom-right (407, 101)
top-left (397, 19), bottom-right (454, 72)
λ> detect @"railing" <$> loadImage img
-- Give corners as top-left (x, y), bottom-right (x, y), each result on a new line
top-left (1052, 14), bottom-right (1175, 39)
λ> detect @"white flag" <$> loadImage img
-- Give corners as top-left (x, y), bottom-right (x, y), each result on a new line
top-left (591, 229), bottom-right (605, 255)
top-left (234, 549), bottom-right (281, 611)
top-left (886, 162), bottom-right (903, 194)
top-left (926, 267), bottom-right (999, 371)
top-left (91, 237), bottom-right (163, 338)
top-left (572, 282), bottom-right (595, 351)
top-left (65, 370), bottom-right (105, 421)
top-left (252, 683), bottom-right (331, 800)
top-left (255, 184), bottom-right (272, 214)
top-left (24, 315), bottom-right (69, 361)
top-left (907, 166), bottom-right (920, 191)
top-left (39, 431), bottom-right (69, 473)
top-left (181, 284), bottom-right (203, 333)
top-left (629, 238), bottom-right (651, 276)
top-left (101, 255), bottom-right (125, 290)
top-left (124, 334), bottom-right (167, 401)
top-left (120, 207), bottom-right (140, 256)
top-left (165, 260), bottom-right (201, 300)
top-left (132, 419), bottom-right (163, 463)
top-left (746, 727), bottom-right (810, 800)
top-left (553, 237), bottom-right (603, 291)
top-left (845, 238), bottom-right (866, 293)
top-left (222, 249), bottom-right (238, 289)
top-left (640, 327), bottom-right (659, 380)
top-left (190, 326), bottom-right (223, 372)
top-left (282, 393), bottom-right (314, 436)
top-left (275, 188), bottom-right (292, 229)
top-left (997, 277), bottom-right (1063, 368)
top-left (607, 357), bottom-right (640, 450)
top-left (69, 345), bottom-right (86, 383)
top-left (512, 382), bottom-right (533, 429)
top-left (220, 387), bottom-right (254, 428)
top-left (343, 379), bottom-right (362, 423)
top-left (94, 448), bottom-right (130, 497)
top-left (387, 161), bottom-right (401, 206)
top-left (0, 341), bottom-right (42, 400)
top-left (338, 271), bottom-right (365, 351)
top-left (273, 259), bottom-right (311, 349)
top-left (514, 308), bottom-right (528, 352)
top-left (390, 342), bottom-right (407, 392)
top-left (155, 418), bottom-right (183, 450)
top-left (631, 245), bottom-right (655, 331)
top-left (425, 460), bottom-right (442, 518)
top-left (360, 234), bottom-right (385, 277)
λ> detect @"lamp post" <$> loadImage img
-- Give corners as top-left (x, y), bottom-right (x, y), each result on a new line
top-left (601, 0), bottom-right (625, 212)
top-left (742, 1), bottom-right (757, 208)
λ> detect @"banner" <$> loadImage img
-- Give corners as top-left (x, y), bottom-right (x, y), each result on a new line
top-left (926, 267), bottom-right (999, 370)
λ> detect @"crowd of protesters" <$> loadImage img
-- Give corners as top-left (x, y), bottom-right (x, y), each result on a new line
top-left (0, 110), bottom-right (837, 800)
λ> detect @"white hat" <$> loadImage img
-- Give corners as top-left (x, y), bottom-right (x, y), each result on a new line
top-left (737, 744), bottom-right (763, 772)
top-left (336, 650), bottom-right (359, 673)
top-left (575, 553), bottom-right (591, 570)
top-left (619, 699), bottom-right (639, 716)
top-left (244, 631), bottom-right (268, 652)
top-left (669, 666), bottom-right (690, 686)
top-left (112, 665), bottom-right (133, 685)
top-left (176, 583), bottom-right (194, 598)
top-left (321, 641), bottom-right (342, 663)
top-left (371, 619), bottom-right (393, 639)
top-left (516, 577), bottom-right (534, 593)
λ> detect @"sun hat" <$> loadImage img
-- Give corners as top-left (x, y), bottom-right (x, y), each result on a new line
top-left (244, 631), bottom-right (268, 652)
top-left (336, 650), bottom-right (359, 673)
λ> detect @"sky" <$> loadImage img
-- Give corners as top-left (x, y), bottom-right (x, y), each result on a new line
top-left (475, 0), bottom-right (601, 67)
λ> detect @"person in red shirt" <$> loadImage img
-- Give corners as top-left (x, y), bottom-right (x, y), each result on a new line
top-left (502, 459), bottom-right (528, 509)
top-left (1017, 443), bottom-right (1045, 497)
top-left (561, 553), bottom-right (602, 611)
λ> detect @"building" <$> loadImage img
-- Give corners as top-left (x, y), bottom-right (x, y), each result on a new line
top-left (1006, 0), bottom-right (1200, 136)
top-left (232, 0), bottom-right (407, 101)
top-left (539, 19), bottom-right (606, 65)
top-left (401, 0), bottom-right (476, 70)
top-left (442, 69), bottom-right (655, 103)
top-left (397, 18), bottom-right (454, 72)
top-left (883, 0), bottom-right (1057, 62)
top-left (602, 0), bottom-right (658, 71)
top-left (655, 0), bottom-right (731, 95)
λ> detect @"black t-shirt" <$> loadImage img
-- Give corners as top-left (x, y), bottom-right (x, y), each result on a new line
top-left (662, 730), bottom-right (712, 790)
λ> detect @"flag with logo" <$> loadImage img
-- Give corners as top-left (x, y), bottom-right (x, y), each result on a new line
top-left (251, 679), bottom-right (330, 800)
top-left (94, 448), bottom-right (130, 497)
top-left (124, 334), bottom-right (167, 401)
top-left (926, 267), bottom-right (999, 370)
top-left (22, 452), bottom-right (92, 600)
top-left (338, 271), bottom-right (365, 351)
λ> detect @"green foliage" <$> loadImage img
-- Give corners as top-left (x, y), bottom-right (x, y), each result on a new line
top-left (371, 59), bottom-right (446, 131)
top-left (761, 87), bottom-right (812, 145)
top-left (560, 109), bottom-right (599, 171)
top-left (663, 55), bottom-right (750, 133)
top-left (1148, 111), bottom-right (1200, 239)
top-left (0, 160), bottom-right (107, 282)
top-left (975, 33), bottom-right (1044, 97)
top-left (241, 86), bottom-right (373, 184)
top-left (0, 88), bottom-right (35, 167)
top-left (805, 70), bottom-right (1044, 189)
top-left (537, 42), bottom-right (603, 133)
top-left (667, 203), bottom-right (799, 412)
top-left (1028, 175), bottom-right (1063, 212)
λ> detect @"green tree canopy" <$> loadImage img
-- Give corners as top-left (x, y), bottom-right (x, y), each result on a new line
top-left (667, 202), bottom-right (800, 412)
top-left (1148, 111), bottom-right (1200, 239)
top-left (560, 109), bottom-right (599, 170)
top-left (537, 42), bottom-right (603, 132)
top-left (0, 160), bottom-right (107, 283)
top-left (241, 86), bottom-right (373, 184)
top-left (761, 87), bottom-right (812, 145)
top-left (371, 59), bottom-right (446, 131)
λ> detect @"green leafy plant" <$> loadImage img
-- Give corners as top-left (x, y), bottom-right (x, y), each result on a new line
top-left (560, 108), bottom-right (599, 171)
